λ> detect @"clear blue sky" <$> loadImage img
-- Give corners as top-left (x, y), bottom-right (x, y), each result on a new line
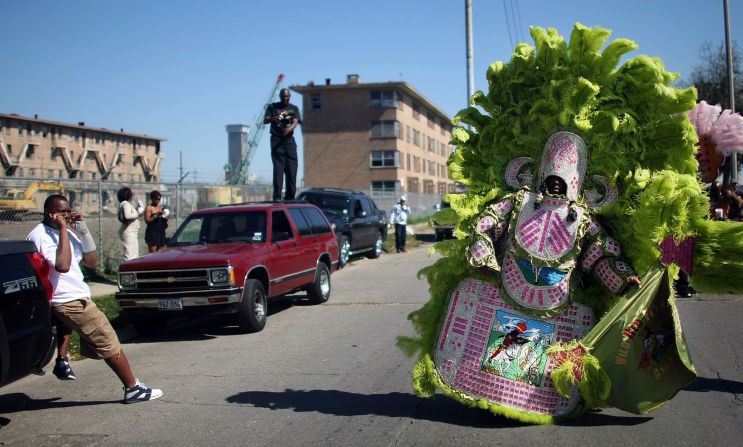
top-left (2, 1), bottom-right (740, 184)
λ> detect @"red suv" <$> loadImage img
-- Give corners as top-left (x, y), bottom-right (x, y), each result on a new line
top-left (116, 202), bottom-right (339, 335)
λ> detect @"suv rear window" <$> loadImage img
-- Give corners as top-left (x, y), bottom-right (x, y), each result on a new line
top-left (301, 207), bottom-right (332, 234)
top-left (171, 211), bottom-right (267, 244)
top-left (300, 193), bottom-right (351, 218)
top-left (288, 207), bottom-right (312, 236)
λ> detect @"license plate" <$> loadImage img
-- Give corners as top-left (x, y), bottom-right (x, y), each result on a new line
top-left (158, 298), bottom-right (183, 311)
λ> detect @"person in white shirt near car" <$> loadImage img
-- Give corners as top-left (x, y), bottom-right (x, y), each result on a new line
top-left (390, 195), bottom-right (412, 253)
top-left (27, 194), bottom-right (163, 404)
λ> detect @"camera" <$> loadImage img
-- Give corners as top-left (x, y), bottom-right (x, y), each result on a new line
top-left (275, 112), bottom-right (293, 129)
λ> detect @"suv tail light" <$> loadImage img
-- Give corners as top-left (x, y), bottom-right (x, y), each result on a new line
top-left (27, 251), bottom-right (54, 303)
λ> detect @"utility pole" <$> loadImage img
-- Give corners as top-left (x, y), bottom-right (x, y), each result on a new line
top-left (465, 0), bottom-right (475, 107)
top-left (723, 0), bottom-right (738, 184)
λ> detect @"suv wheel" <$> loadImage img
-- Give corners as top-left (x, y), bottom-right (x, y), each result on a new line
top-left (238, 279), bottom-right (267, 333)
top-left (366, 233), bottom-right (383, 259)
top-left (131, 314), bottom-right (168, 336)
top-left (307, 264), bottom-right (331, 304)
top-left (338, 236), bottom-right (350, 267)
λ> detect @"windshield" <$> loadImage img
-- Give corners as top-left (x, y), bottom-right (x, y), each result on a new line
top-left (170, 211), bottom-right (267, 245)
top-left (299, 193), bottom-right (351, 218)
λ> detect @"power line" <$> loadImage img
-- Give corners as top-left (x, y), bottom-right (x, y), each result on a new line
top-left (512, 0), bottom-right (525, 43)
top-left (502, 0), bottom-right (515, 49)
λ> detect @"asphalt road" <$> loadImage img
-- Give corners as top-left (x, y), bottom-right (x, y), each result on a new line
top-left (1, 241), bottom-right (742, 446)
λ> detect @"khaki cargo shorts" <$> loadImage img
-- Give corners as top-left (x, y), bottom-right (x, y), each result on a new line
top-left (53, 299), bottom-right (121, 360)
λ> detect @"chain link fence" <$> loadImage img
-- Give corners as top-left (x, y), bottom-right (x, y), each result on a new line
top-left (0, 177), bottom-right (442, 272)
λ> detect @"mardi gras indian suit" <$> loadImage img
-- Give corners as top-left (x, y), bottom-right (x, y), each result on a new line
top-left (439, 131), bottom-right (637, 419)
top-left (398, 24), bottom-right (743, 425)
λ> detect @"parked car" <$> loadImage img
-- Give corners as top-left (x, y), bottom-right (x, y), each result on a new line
top-left (297, 188), bottom-right (388, 267)
top-left (116, 201), bottom-right (339, 335)
top-left (433, 201), bottom-right (455, 241)
top-left (0, 240), bottom-right (55, 387)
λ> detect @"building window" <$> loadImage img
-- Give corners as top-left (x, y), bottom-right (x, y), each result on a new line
top-left (428, 160), bottom-right (436, 175)
top-left (438, 182), bottom-right (448, 195)
top-left (428, 136), bottom-right (435, 152)
top-left (413, 156), bottom-right (421, 173)
top-left (397, 93), bottom-right (404, 110)
top-left (25, 144), bottom-right (35, 159)
top-left (370, 150), bottom-right (398, 168)
top-left (407, 176), bottom-right (420, 193)
top-left (371, 180), bottom-right (399, 197)
top-left (427, 112), bottom-right (435, 129)
top-left (370, 90), bottom-right (398, 108)
top-left (29, 168), bottom-right (36, 178)
top-left (370, 120), bottom-right (399, 138)
top-left (424, 179), bottom-right (435, 194)
top-left (406, 126), bottom-right (411, 143)
top-left (407, 153), bottom-right (411, 171)
top-left (413, 130), bottom-right (421, 147)
top-left (412, 101), bottom-right (420, 120)
top-left (310, 94), bottom-right (321, 109)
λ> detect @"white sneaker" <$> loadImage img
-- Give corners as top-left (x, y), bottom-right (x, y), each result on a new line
top-left (123, 379), bottom-right (163, 404)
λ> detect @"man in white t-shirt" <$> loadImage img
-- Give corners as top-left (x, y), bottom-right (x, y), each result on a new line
top-left (27, 194), bottom-right (163, 404)
top-left (390, 195), bottom-right (412, 253)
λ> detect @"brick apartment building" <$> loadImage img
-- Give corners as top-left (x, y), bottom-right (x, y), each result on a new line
top-left (292, 74), bottom-right (455, 197)
top-left (0, 113), bottom-right (164, 182)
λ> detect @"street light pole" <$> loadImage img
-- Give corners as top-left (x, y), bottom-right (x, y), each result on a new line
top-left (465, 0), bottom-right (475, 106)
top-left (723, 0), bottom-right (737, 184)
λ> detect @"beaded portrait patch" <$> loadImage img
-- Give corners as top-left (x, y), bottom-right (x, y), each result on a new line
top-left (434, 278), bottom-right (595, 416)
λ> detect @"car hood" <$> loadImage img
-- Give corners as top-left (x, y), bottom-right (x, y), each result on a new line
top-left (119, 243), bottom-right (264, 270)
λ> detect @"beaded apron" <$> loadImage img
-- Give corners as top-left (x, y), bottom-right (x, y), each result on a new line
top-left (434, 278), bottom-right (595, 416)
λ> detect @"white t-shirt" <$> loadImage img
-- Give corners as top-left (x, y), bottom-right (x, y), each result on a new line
top-left (27, 223), bottom-right (91, 305)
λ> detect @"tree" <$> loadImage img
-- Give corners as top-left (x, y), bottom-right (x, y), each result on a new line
top-left (686, 41), bottom-right (742, 111)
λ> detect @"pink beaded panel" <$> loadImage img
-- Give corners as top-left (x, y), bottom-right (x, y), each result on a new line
top-left (581, 243), bottom-right (603, 271)
top-left (501, 252), bottom-right (571, 311)
top-left (514, 193), bottom-right (583, 261)
top-left (434, 278), bottom-right (595, 417)
top-left (493, 198), bottom-right (513, 217)
top-left (595, 258), bottom-right (625, 293)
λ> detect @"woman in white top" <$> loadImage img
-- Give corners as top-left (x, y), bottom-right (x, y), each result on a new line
top-left (117, 187), bottom-right (144, 261)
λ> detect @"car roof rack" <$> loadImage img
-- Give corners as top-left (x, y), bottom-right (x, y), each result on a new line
top-left (301, 187), bottom-right (364, 195)
top-left (217, 200), bottom-right (309, 207)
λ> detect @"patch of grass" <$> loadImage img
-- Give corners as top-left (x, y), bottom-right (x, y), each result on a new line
top-left (61, 294), bottom-right (129, 360)
top-left (382, 229), bottom-right (425, 253)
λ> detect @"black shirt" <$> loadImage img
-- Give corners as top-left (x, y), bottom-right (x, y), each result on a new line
top-left (265, 102), bottom-right (302, 137)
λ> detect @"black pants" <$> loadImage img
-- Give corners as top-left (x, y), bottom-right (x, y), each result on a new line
top-left (394, 223), bottom-right (407, 251)
top-left (271, 135), bottom-right (298, 201)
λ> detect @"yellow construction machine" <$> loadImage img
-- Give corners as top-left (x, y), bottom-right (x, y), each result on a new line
top-left (0, 181), bottom-right (65, 220)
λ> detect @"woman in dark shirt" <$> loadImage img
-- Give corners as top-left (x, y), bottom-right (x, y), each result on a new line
top-left (144, 190), bottom-right (168, 252)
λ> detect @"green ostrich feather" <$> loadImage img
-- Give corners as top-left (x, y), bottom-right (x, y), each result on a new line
top-left (398, 23), bottom-right (743, 420)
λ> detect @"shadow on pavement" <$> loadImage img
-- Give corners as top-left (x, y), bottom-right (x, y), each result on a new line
top-left (226, 389), bottom-right (650, 427)
top-left (0, 393), bottom-right (114, 422)
top-left (123, 294), bottom-right (308, 343)
top-left (682, 376), bottom-right (743, 394)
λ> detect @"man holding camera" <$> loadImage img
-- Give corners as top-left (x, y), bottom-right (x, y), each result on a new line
top-left (26, 194), bottom-right (163, 403)
top-left (264, 88), bottom-right (302, 201)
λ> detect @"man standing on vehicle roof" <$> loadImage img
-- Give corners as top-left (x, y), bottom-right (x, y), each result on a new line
top-left (27, 194), bottom-right (163, 404)
top-left (264, 88), bottom-right (302, 202)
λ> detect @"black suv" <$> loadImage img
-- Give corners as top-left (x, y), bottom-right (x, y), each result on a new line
top-left (1, 240), bottom-right (56, 387)
top-left (298, 188), bottom-right (388, 267)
